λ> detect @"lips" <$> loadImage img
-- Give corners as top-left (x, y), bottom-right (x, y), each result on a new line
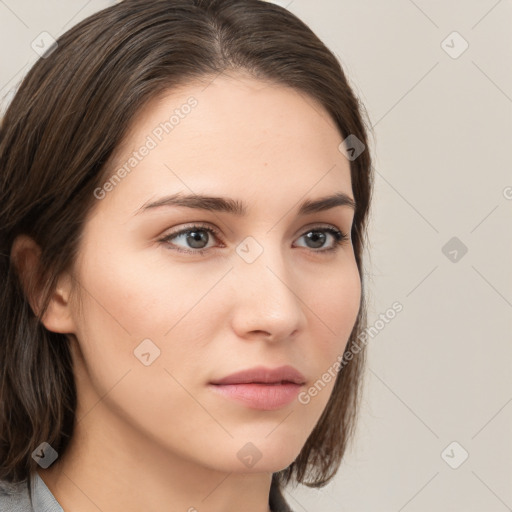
top-left (209, 365), bottom-right (307, 410)
top-left (210, 365), bottom-right (306, 386)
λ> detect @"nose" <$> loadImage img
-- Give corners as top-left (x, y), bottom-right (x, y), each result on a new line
top-left (229, 242), bottom-right (306, 343)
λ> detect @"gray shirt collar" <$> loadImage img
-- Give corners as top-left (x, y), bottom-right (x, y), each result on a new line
top-left (29, 471), bottom-right (64, 512)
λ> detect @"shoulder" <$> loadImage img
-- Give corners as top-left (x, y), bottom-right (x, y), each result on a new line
top-left (0, 478), bottom-right (33, 511)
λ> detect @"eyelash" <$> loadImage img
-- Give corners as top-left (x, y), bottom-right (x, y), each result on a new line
top-left (158, 223), bottom-right (349, 256)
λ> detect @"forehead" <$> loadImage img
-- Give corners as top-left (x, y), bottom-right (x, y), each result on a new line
top-left (98, 73), bottom-right (353, 216)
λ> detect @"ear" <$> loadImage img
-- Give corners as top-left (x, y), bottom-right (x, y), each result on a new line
top-left (10, 234), bottom-right (76, 334)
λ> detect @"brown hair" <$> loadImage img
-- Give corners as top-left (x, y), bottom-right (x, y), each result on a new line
top-left (0, 0), bottom-right (373, 493)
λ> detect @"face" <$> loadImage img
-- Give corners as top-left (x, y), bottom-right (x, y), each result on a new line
top-left (65, 72), bottom-right (361, 474)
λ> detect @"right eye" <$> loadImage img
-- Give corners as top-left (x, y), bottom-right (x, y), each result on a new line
top-left (159, 223), bottom-right (223, 255)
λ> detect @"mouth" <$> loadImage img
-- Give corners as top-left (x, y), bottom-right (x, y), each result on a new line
top-left (209, 365), bottom-right (306, 410)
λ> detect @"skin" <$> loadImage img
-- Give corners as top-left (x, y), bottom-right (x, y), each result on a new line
top-left (14, 72), bottom-right (361, 512)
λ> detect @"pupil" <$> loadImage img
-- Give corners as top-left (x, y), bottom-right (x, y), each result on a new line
top-left (188, 230), bottom-right (208, 249)
top-left (307, 231), bottom-right (326, 248)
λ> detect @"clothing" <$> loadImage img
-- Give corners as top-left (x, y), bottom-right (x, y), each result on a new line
top-left (0, 472), bottom-right (293, 512)
top-left (269, 480), bottom-right (295, 512)
top-left (0, 472), bottom-right (63, 511)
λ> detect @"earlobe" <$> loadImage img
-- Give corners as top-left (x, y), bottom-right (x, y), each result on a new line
top-left (10, 234), bottom-right (76, 334)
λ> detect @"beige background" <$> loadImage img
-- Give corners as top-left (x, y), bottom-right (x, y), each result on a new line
top-left (1, 1), bottom-right (511, 511)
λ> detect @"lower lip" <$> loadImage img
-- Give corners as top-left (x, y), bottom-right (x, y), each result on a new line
top-left (209, 382), bottom-right (302, 410)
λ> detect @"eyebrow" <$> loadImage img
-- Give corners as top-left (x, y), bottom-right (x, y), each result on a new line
top-left (134, 191), bottom-right (356, 217)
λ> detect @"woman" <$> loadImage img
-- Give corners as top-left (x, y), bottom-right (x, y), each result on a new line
top-left (0, 0), bottom-right (373, 510)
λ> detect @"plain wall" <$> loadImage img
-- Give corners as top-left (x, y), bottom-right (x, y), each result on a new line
top-left (1, 1), bottom-right (510, 510)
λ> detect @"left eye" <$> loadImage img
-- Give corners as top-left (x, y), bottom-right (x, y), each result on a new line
top-left (159, 224), bottom-right (349, 255)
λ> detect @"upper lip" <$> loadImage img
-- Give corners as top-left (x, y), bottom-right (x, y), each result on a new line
top-left (210, 365), bottom-right (306, 385)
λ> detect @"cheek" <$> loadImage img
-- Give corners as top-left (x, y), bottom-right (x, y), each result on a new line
top-left (293, 258), bottom-right (361, 410)
top-left (311, 258), bottom-right (361, 351)
top-left (69, 248), bottom-right (218, 441)
top-left (71, 244), bottom-right (228, 381)
top-left (74, 243), bottom-right (197, 335)
top-left (299, 261), bottom-right (360, 392)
